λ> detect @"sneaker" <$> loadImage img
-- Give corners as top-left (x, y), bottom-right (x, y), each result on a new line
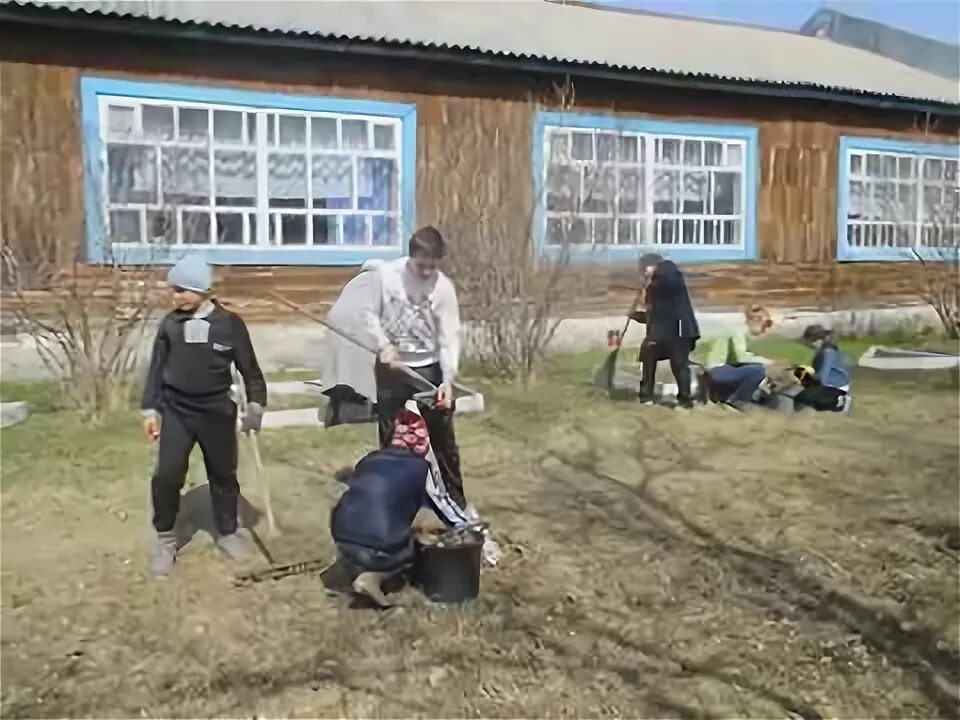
top-left (675, 398), bottom-right (695, 411)
top-left (216, 529), bottom-right (254, 563)
top-left (352, 571), bottom-right (392, 608)
top-left (148, 531), bottom-right (178, 578)
top-left (637, 393), bottom-right (656, 406)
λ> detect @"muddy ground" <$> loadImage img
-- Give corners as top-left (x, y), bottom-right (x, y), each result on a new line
top-left (1, 347), bottom-right (958, 718)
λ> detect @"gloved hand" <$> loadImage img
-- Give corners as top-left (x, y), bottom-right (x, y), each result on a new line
top-left (240, 402), bottom-right (264, 435)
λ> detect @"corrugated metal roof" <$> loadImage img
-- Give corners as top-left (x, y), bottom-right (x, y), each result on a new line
top-left (5, 0), bottom-right (960, 106)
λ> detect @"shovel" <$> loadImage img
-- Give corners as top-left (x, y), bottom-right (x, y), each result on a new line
top-left (232, 368), bottom-right (278, 537)
top-left (594, 287), bottom-right (644, 392)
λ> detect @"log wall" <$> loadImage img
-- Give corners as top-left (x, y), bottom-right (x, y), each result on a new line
top-left (1, 23), bottom-right (957, 322)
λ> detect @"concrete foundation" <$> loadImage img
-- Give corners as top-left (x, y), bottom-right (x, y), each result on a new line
top-left (0, 304), bottom-right (943, 383)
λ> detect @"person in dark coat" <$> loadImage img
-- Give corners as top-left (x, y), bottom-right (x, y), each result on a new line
top-left (629, 253), bottom-right (701, 408)
top-left (330, 408), bottom-right (434, 606)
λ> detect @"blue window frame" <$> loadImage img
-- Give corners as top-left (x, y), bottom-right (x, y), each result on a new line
top-left (838, 136), bottom-right (959, 262)
top-left (80, 77), bottom-right (417, 266)
top-left (533, 111), bottom-right (759, 265)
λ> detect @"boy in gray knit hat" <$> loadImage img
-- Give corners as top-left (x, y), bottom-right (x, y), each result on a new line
top-left (142, 254), bottom-right (267, 577)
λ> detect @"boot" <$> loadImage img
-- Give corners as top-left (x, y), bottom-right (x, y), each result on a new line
top-left (216, 529), bottom-right (254, 563)
top-left (149, 530), bottom-right (178, 578)
top-left (352, 571), bottom-right (392, 608)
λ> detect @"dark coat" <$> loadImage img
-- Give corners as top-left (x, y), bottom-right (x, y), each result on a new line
top-left (330, 447), bottom-right (429, 555)
top-left (646, 260), bottom-right (700, 345)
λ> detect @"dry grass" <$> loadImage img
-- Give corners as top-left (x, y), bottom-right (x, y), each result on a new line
top-left (1, 342), bottom-right (959, 718)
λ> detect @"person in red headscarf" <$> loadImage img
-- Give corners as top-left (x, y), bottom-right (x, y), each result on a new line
top-left (329, 408), bottom-right (435, 606)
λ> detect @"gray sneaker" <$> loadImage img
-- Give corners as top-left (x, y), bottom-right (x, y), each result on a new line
top-left (216, 529), bottom-right (254, 563)
top-left (149, 531), bottom-right (178, 578)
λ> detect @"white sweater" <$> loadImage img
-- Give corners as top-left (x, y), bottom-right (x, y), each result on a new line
top-left (364, 257), bottom-right (461, 385)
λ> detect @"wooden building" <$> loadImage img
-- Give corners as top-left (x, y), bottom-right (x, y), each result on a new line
top-left (1, 0), bottom-right (958, 322)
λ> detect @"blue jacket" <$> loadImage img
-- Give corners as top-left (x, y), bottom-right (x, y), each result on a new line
top-left (330, 447), bottom-right (429, 555)
top-left (812, 344), bottom-right (851, 390)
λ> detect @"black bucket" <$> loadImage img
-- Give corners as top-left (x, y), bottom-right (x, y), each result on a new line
top-left (414, 526), bottom-right (484, 604)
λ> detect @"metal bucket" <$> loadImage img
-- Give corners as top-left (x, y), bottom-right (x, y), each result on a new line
top-left (414, 525), bottom-right (485, 604)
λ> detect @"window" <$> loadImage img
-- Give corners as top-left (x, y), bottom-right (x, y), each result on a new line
top-left (534, 112), bottom-right (758, 263)
top-left (81, 78), bottom-right (416, 265)
top-left (839, 137), bottom-right (959, 261)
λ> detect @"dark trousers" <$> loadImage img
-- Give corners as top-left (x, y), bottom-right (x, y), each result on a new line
top-left (638, 337), bottom-right (694, 402)
top-left (795, 383), bottom-right (848, 412)
top-left (374, 361), bottom-right (467, 511)
top-left (708, 363), bottom-right (767, 404)
top-left (152, 406), bottom-right (239, 535)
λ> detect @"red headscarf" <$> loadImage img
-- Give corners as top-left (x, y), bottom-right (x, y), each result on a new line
top-left (390, 409), bottom-right (430, 457)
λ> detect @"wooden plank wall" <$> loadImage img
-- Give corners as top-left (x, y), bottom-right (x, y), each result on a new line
top-left (1, 24), bottom-right (958, 323)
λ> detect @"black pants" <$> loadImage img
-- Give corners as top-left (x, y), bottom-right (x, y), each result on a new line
top-left (638, 337), bottom-right (694, 402)
top-left (374, 361), bottom-right (467, 511)
top-left (794, 383), bottom-right (847, 412)
top-left (152, 405), bottom-right (239, 535)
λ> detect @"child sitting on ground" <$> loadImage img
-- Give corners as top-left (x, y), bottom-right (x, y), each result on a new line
top-left (793, 324), bottom-right (852, 412)
top-left (703, 305), bottom-right (774, 411)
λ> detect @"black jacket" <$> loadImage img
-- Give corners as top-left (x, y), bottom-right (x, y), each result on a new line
top-left (646, 261), bottom-right (700, 344)
top-left (330, 447), bottom-right (429, 555)
top-left (141, 302), bottom-right (267, 416)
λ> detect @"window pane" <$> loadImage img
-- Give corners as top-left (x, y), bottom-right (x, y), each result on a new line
top-left (656, 139), bottom-right (681, 164)
top-left (358, 158), bottom-right (398, 211)
top-left (342, 120), bottom-right (368, 150)
top-left (582, 168), bottom-right (615, 213)
top-left (549, 132), bottom-right (570, 163)
top-left (142, 105), bottom-right (174, 140)
top-left (704, 142), bottom-right (723, 166)
top-left (279, 115), bottom-right (306, 147)
top-left (546, 164), bottom-right (581, 213)
top-left (712, 171), bottom-right (740, 216)
top-left (874, 182), bottom-right (898, 221)
top-left (726, 144), bottom-right (743, 167)
top-left (161, 148), bottom-right (210, 204)
top-left (848, 181), bottom-right (865, 218)
top-left (372, 216), bottom-right (399, 246)
top-left (897, 156), bottom-right (916, 180)
top-left (373, 124), bottom-right (396, 151)
top-left (343, 215), bottom-right (368, 245)
top-left (945, 160), bottom-right (958, 183)
top-left (310, 117), bottom-right (338, 148)
top-left (311, 155), bottom-right (353, 206)
top-left (682, 171), bottom-right (707, 214)
top-left (178, 108), bottom-right (209, 141)
top-left (849, 153), bottom-right (863, 175)
top-left (617, 135), bottom-right (638, 163)
top-left (683, 139), bottom-right (703, 166)
top-left (278, 214), bottom-right (307, 245)
top-left (107, 105), bottom-right (135, 137)
top-left (568, 217), bottom-right (588, 244)
top-left (924, 158), bottom-right (944, 180)
top-left (107, 144), bottom-right (157, 204)
top-left (653, 170), bottom-right (680, 213)
top-left (182, 211), bottom-right (211, 244)
top-left (546, 217), bottom-right (565, 245)
top-left (618, 168), bottom-right (641, 214)
top-left (571, 132), bottom-right (593, 161)
top-left (866, 154), bottom-right (881, 176)
top-left (109, 209), bottom-right (140, 243)
top-left (214, 150), bottom-right (256, 206)
top-left (268, 153), bottom-right (307, 208)
top-left (923, 185), bottom-right (944, 221)
top-left (213, 110), bottom-right (244, 143)
top-left (312, 215), bottom-right (338, 245)
top-left (146, 210), bottom-right (174, 244)
top-left (880, 155), bottom-right (897, 179)
top-left (616, 219), bottom-right (638, 245)
top-left (682, 218), bottom-right (698, 244)
top-left (246, 112), bottom-right (258, 145)
top-left (593, 217), bottom-right (614, 244)
top-left (215, 213), bottom-right (244, 244)
top-left (596, 134), bottom-right (617, 163)
top-left (722, 219), bottom-right (740, 245)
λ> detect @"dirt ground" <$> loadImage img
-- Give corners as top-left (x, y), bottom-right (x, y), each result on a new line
top-left (1, 344), bottom-right (959, 719)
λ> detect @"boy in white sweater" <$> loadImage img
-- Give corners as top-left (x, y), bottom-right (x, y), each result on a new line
top-left (365, 226), bottom-right (467, 509)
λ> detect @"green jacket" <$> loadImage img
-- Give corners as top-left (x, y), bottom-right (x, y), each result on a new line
top-left (705, 333), bottom-right (770, 369)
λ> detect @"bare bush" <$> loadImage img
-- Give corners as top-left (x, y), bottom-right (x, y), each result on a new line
top-left (430, 79), bottom-right (603, 382)
top-left (0, 92), bottom-right (163, 418)
top-left (914, 245), bottom-right (960, 339)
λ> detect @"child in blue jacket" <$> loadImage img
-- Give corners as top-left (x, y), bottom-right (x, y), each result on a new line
top-left (794, 325), bottom-right (852, 412)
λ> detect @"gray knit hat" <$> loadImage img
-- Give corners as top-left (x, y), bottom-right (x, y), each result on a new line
top-left (167, 254), bottom-right (212, 293)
